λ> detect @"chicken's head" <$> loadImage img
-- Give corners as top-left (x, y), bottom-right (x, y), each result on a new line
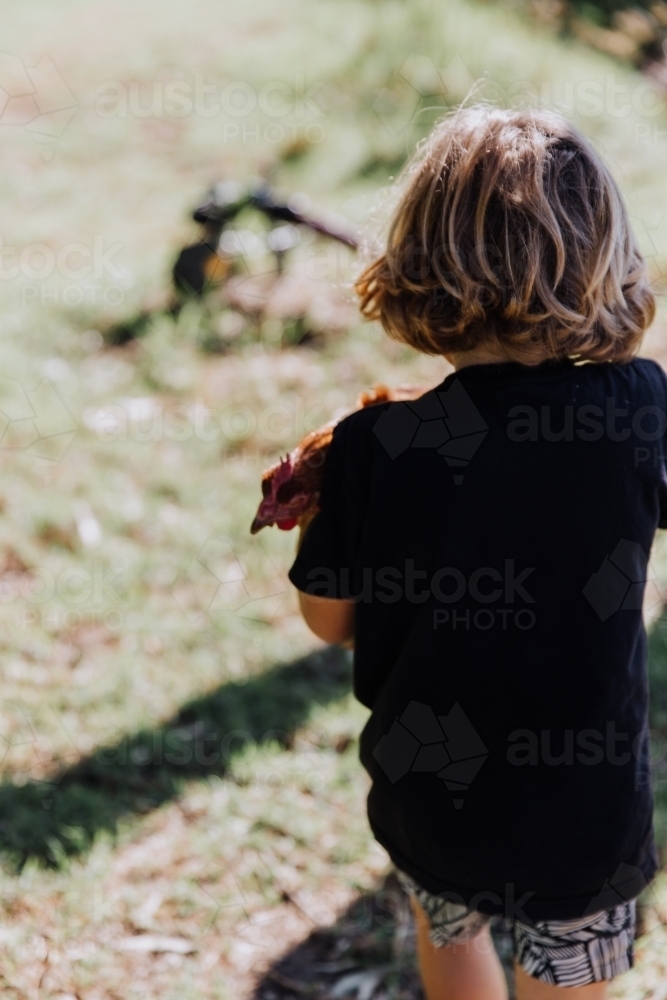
top-left (250, 454), bottom-right (318, 534)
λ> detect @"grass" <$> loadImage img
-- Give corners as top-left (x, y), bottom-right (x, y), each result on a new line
top-left (2, 0), bottom-right (667, 996)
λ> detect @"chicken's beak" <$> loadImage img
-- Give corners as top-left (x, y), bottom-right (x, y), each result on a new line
top-left (250, 505), bottom-right (274, 534)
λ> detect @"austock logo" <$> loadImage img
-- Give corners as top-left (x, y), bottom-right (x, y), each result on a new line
top-left (583, 863), bottom-right (648, 917)
top-left (583, 540), bottom-right (651, 623)
top-left (0, 376), bottom-right (76, 461)
top-left (373, 700), bottom-right (488, 809)
top-left (172, 535), bottom-right (288, 630)
top-left (373, 54), bottom-right (475, 137)
top-left (0, 54), bottom-right (76, 159)
top-left (372, 380), bottom-right (488, 484)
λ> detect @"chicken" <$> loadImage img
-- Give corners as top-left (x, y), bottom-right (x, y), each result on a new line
top-left (250, 383), bottom-right (423, 534)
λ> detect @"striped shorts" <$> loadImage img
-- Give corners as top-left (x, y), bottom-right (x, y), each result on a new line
top-left (398, 872), bottom-right (636, 987)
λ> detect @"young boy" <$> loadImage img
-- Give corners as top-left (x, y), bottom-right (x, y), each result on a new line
top-left (288, 105), bottom-right (664, 998)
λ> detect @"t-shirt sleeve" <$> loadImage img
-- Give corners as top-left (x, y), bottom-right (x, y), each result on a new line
top-left (648, 361), bottom-right (667, 529)
top-left (288, 415), bottom-right (368, 599)
top-left (659, 440), bottom-right (667, 531)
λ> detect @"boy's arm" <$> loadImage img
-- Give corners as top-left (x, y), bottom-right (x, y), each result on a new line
top-left (294, 511), bottom-right (354, 645)
top-left (296, 590), bottom-right (354, 645)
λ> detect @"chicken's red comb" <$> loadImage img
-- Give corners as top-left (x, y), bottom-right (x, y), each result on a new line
top-left (273, 454), bottom-right (294, 486)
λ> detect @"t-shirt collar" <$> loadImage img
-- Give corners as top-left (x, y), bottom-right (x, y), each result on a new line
top-left (439, 358), bottom-right (578, 387)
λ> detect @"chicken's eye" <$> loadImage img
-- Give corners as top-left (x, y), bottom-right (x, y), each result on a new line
top-left (276, 480), bottom-right (299, 503)
top-left (261, 477), bottom-right (272, 497)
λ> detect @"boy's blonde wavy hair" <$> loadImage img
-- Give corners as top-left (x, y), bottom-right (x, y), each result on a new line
top-left (355, 105), bottom-right (655, 364)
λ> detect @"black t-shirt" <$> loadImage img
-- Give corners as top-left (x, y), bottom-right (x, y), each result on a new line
top-left (289, 358), bottom-right (667, 920)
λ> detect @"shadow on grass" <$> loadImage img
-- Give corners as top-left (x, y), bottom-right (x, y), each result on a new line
top-left (247, 607), bottom-right (667, 1000)
top-left (251, 612), bottom-right (667, 1000)
top-left (0, 645), bottom-right (351, 869)
top-left (252, 872), bottom-right (516, 1000)
top-left (4, 608), bottom-right (667, 872)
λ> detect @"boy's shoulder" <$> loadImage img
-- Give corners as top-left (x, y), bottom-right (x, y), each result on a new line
top-left (596, 356), bottom-right (665, 381)
top-left (547, 357), bottom-right (667, 403)
top-left (627, 356), bottom-right (667, 388)
top-left (332, 360), bottom-right (667, 453)
top-left (331, 399), bottom-right (391, 470)
top-left (334, 384), bottom-right (440, 458)
top-left (595, 357), bottom-right (667, 402)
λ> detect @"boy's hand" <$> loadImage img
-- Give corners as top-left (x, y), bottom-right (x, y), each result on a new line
top-left (294, 509), bottom-right (354, 646)
top-left (296, 587), bottom-right (355, 646)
